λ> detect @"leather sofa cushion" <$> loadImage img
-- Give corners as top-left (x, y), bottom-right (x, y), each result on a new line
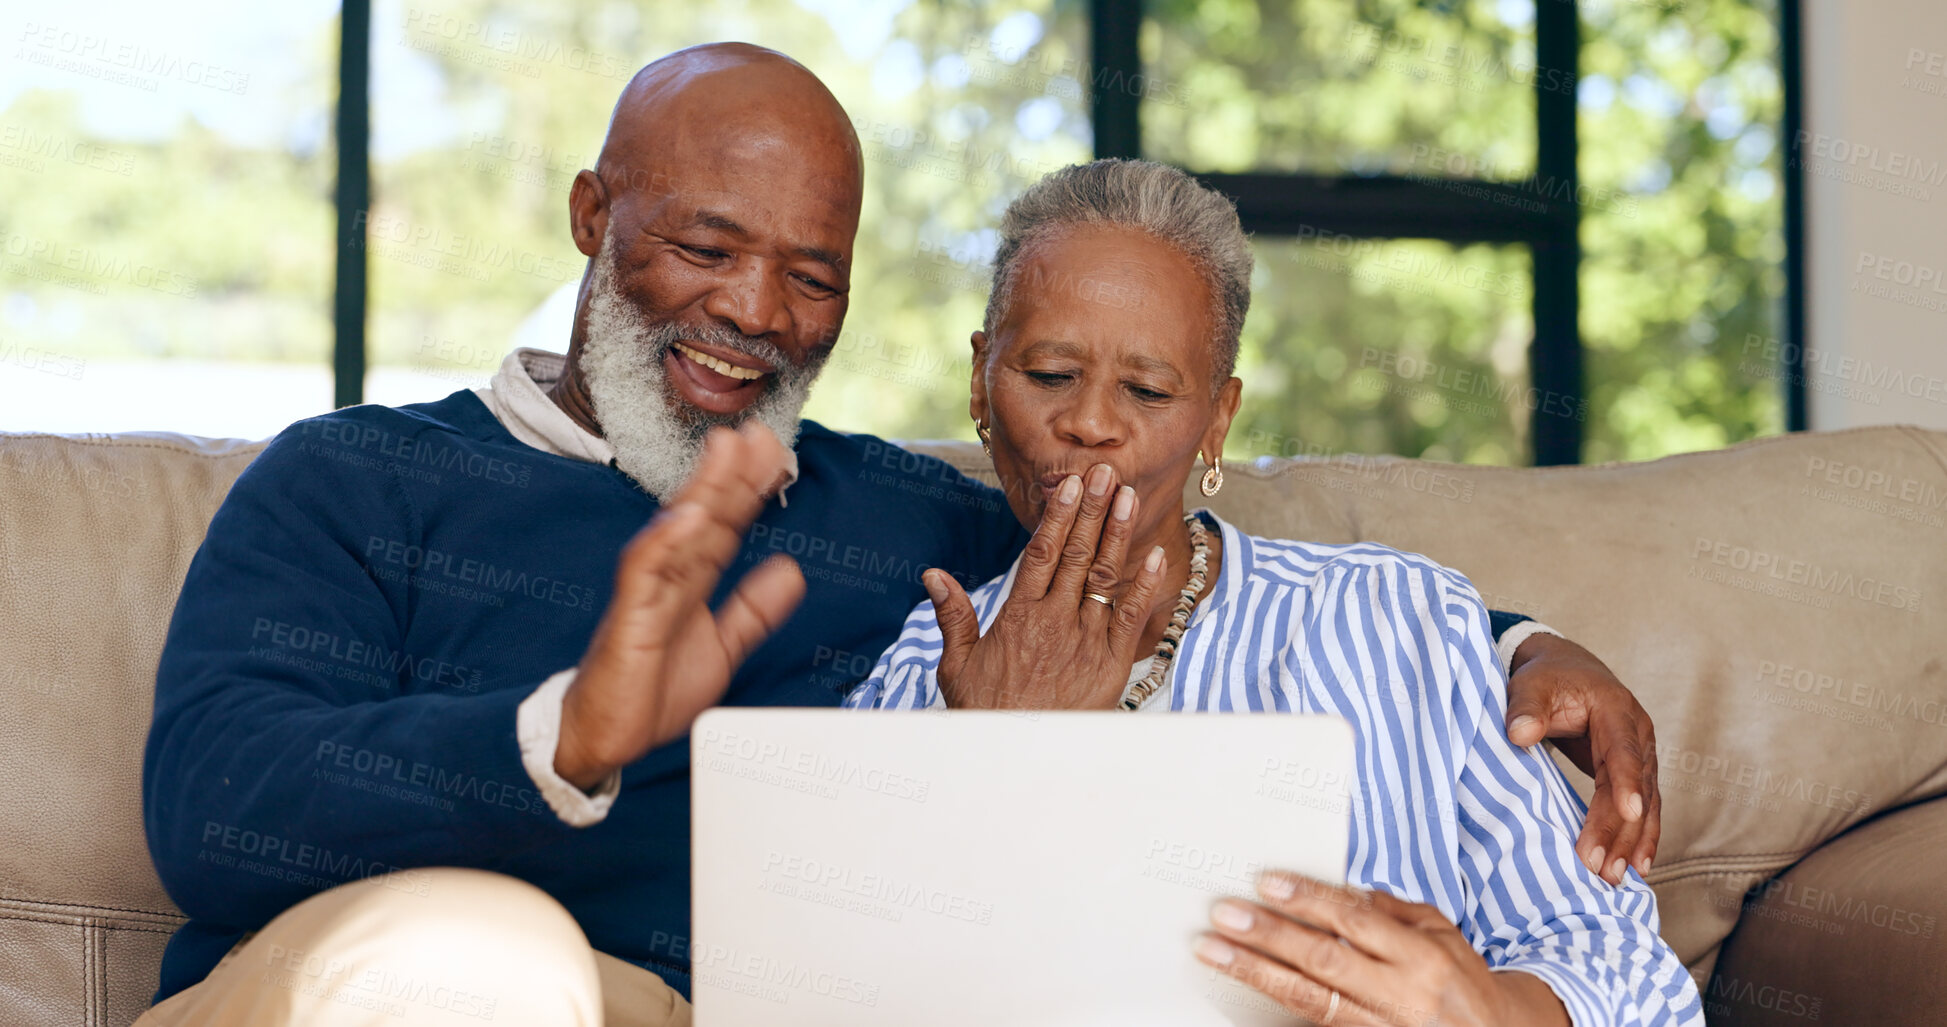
top-left (0, 434), bottom-right (264, 919)
top-left (1708, 797), bottom-right (1947, 1024)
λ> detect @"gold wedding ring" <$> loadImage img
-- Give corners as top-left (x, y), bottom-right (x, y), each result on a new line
top-left (1082, 591), bottom-right (1114, 607)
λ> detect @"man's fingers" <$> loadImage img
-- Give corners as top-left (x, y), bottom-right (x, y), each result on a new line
top-left (1013, 474), bottom-right (1082, 598)
top-left (1630, 719), bottom-right (1661, 875)
top-left (660, 423), bottom-right (799, 578)
top-left (612, 503), bottom-right (731, 618)
top-left (1047, 463), bottom-right (1118, 601)
top-left (665, 424), bottom-right (786, 539)
top-left (664, 427), bottom-right (749, 510)
top-left (1505, 661), bottom-right (1594, 751)
top-left (1504, 686), bottom-right (1553, 748)
top-left (614, 428), bottom-right (791, 618)
top-left (1602, 809), bottom-right (1646, 886)
top-left (1576, 764), bottom-right (1629, 885)
top-left (1078, 485), bottom-right (1138, 629)
top-left (925, 569), bottom-right (982, 696)
top-left (1587, 705), bottom-right (1648, 822)
top-left (1633, 789), bottom-right (1663, 876)
top-left (722, 419), bottom-right (793, 497)
top-left (736, 419), bottom-right (796, 496)
top-left (1582, 728), bottom-right (1644, 884)
top-left (1106, 545), bottom-right (1164, 659)
top-left (1571, 705), bottom-right (1651, 884)
top-left (712, 554), bottom-right (806, 670)
top-left (649, 553), bottom-right (803, 747)
top-left (1553, 734), bottom-right (1595, 783)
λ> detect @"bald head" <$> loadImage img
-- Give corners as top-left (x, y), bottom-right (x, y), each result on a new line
top-left (549, 44), bottom-right (865, 481)
top-left (596, 43), bottom-right (862, 204)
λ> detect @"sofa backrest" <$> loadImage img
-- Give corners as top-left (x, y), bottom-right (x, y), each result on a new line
top-left (0, 432), bottom-right (265, 1026)
top-left (2, 425), bottom-right (1945, 1023)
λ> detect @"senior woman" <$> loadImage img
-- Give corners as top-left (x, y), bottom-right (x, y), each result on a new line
top-left (845, 160), bottom-right (1704, 1026)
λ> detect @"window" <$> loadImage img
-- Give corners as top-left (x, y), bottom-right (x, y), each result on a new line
top-left (0, 0), bottom-right (338, 438)
top-left (4, 0), bottom-right (1799, 463)
top-left (1237, 237), bottom-right (1536, 464)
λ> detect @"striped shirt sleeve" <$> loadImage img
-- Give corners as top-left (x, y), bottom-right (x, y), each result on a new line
top-left (840, 607), bottom-right (941, 711)
top-left (1427, 567), bottom-right (1705, 1027)
top-left (843, 603), bottom-right (954, 711)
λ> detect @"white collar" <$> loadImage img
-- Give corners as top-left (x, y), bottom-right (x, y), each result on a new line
top-left (474, 349), bottom-right (615, 465)
top-left (472, 347), bottom-right (800, 501)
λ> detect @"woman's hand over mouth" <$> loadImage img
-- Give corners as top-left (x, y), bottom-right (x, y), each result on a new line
top-left (925, 463), bottom-right (1166, 710)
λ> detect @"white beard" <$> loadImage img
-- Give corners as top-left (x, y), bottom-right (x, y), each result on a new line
top-left (577, 234), bottom-right (828, 500)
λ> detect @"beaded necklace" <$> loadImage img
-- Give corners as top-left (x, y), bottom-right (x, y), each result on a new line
top-left (1117, 512), bottom-right (1211, 711)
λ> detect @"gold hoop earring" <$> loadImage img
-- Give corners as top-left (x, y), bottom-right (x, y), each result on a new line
top-left (976, 421), bottom-right (992, 457)
top-left (1199, 454), bottom-right (1223, 497)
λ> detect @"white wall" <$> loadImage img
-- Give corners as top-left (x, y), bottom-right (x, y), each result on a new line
top-left (1801, 0), bottom-right (1947, 430)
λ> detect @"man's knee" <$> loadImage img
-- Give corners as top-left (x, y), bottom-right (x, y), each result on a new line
top-left (256, 868), bottom-right (599, 1022)
top-left (307, 868), bottom-right (595, 969)
top-left (343, 868), bottom-right (583, 941)
top-left (143, 869), bottom-right (605, 1027)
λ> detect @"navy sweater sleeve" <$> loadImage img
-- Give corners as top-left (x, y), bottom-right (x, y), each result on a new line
top-left (1487, 608), bottom-right (1533, 643)
top-left (142, 421), bottom-right (576, 932)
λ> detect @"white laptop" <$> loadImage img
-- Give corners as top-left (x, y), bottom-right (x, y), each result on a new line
top-left (690, 708), bottom-right (1355, 1026)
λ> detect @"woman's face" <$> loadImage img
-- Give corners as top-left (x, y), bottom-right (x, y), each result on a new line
top-left (972, 223), bottom-right (1242, 538)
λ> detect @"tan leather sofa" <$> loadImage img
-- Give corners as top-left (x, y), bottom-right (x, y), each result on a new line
top-left (2, 425), bottom-right (1944, 1026)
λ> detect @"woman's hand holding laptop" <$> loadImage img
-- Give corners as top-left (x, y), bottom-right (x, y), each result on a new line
top-left (1195, 872), bottom-right (1569, 1026)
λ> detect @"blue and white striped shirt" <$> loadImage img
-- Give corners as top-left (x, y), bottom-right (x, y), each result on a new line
top-left (844, 511), bottom-right (1704, 1027)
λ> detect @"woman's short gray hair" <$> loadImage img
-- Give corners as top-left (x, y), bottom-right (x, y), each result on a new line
top-left (982, 158), bottom-right (1253, 388)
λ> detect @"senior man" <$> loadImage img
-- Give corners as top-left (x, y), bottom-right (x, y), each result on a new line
top-left (139, 43), bottom-right (1661, 1027)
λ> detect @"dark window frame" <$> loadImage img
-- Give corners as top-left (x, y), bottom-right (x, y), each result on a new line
top-left (329, 0), bottom-right (1806, 458)
top-left (334, 0), bottom-right (370, 412)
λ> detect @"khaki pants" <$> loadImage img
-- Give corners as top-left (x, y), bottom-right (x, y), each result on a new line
top-left (135, 868), bottom-right (692, 1027)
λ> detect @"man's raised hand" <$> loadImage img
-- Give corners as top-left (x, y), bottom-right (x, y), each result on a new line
top-left (555, 423), bottom-right (804, 790)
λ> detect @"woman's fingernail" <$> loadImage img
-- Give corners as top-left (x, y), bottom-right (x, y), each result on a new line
top-left (1509, 715), bottom-right (1539, 738)
top-left (1087, 464), bottom-right (1113, 496)
top-left (1625, 792), bottom-right (1645, 821)
top-left (1586, 846), bottom-right (1605, 874)
top-left (1257, 872), bottom-right (1296, 901)
top-left (1193, 936), bottom-right (1235, 966)
top-left (1058, 475), bottom-right (1081, 503)
top-left (1145, 545), bottom-right (1164, 573)
top-left (1639, 856), bottom-right (1653, 876)
top-left (1609, 857), bottom-right (1627, 881)
top-left (1112, 486), bottom-right (1135, 521)
top-left (1211, 901), bottom-right (1254, 932)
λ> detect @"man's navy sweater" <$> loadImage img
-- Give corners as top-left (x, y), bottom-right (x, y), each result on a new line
top-left (142, 390), bottom-right (1030, 1001)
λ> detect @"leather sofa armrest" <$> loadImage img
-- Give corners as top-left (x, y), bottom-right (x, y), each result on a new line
top-left (1707, 797), bottom-right (1947, 1025)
